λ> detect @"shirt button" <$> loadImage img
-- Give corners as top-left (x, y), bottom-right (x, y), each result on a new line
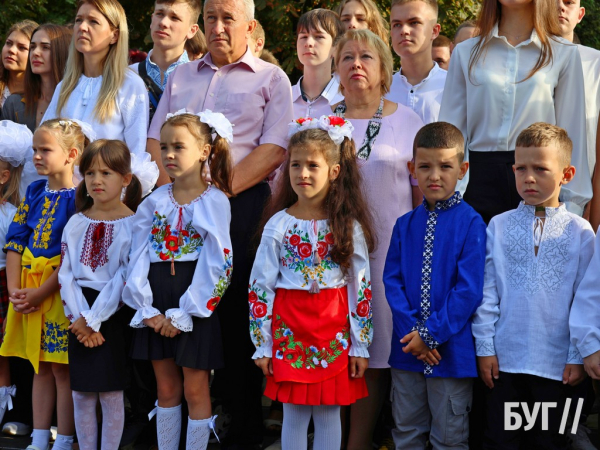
top-left (410, 90), bottom-right (414, 93)
top-left (210, 93), bottom-right (214, 97)
top-left (217, 72), bottom-right (222, 77)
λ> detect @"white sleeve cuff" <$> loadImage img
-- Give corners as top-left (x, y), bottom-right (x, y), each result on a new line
top-left (348, 345), bottom-right (370, 358)
top-left (165, 308), bottom-right (193, 332)
top-left (130, 306), bottom-right (162, 328)
top-left (475, 339), bottom-right (496, 357)
top-left (252, 347), bottom-right (273, 359)
top-left (80, 310), bottom-right (101, 333)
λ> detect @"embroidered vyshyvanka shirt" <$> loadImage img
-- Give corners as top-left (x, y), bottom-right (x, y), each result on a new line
top-left (249, 210), bottom-right (372, 360)
top-left (122, 184), bottom-right (233, 332)
top-left (472, 202), bottom-right (595, 381)
top-left (4, 180), bottom-right (76, 258)
top-left (0, 203), bottom-right (16, 270)
top-left (58, 214), bottom-right (134, 332)
top-left (383, 193), bottom-right (486, 378)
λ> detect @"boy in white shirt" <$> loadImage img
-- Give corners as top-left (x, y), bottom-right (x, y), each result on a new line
top-left (386, 0), bottom-right (446, 124)
top-left (431, 34), bottom-right (451, 70)
top-left (473, 123), bottom-right (594, 449)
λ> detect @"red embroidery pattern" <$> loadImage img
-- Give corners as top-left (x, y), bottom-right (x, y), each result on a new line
top-left (80, 223), bottom-right (114, 272)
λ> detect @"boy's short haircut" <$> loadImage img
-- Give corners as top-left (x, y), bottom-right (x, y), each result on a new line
top-left (156, 0), bottom-right (202, 23)
top-left (297, 9), bottom-right (346, 47)
top-left (390, 0), bottom-right (438, 17)
top-left (454, 20), bottom-right (476, 41)
top-left (433, 35), bottom-right (451, 48)
top-left (252, 20), bottom-right (265, 43)
top-left (516, 122), bottom-right (573, 166)
top-left (413, 122), bottom-right (465, 162)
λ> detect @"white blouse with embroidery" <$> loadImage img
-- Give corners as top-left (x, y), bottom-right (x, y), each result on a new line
top-left (0, 203), bottom-right (17, 270)
top-left (123, 183), bottom-right (233, 332)
top-left (472, 202), bottom-right (595, 381)
top-left (58, 213), bottom-right (133, 332)
top-left (249, 210), bottom-right (372, 360)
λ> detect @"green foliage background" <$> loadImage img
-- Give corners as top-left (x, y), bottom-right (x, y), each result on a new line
top-left (2, 0), bottom-right (600, 79)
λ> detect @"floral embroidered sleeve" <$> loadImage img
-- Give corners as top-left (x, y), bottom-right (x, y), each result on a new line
top-left (248, 226), bottom-right (282, 359)
top-left (123, 195), bottom-right (162, 327)
top-left (4, 194), bottom-right (31, 254)
top-left (164, 191), bottom-right (233, 332)
top-left (472, 221), bottom-right (500, 357)
top-left (58, 223), bottom-right (88, 323)
top-left (347, 222), bottom-right (372, 358)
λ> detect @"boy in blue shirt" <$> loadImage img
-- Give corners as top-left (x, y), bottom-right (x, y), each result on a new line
top-left (384, 121), bottom-right (486, 449)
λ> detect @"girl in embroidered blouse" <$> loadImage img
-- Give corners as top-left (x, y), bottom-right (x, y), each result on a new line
top-left (0, 121), bottom-right (32, 426)
top-left (58, 139), bottom-right (149, 450)
top-left (1, 118), bottom-right (89, 450)
top-left (250, 116), bottom-right (375, 450)
top-left (123, 110), bottom-right (234, 450)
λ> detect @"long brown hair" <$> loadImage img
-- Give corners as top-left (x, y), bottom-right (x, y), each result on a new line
top-left (469, 0), bottom-right (562, 83)
top-left (0, 20), bottom-right (38, 96)
top-left (76, 139), bottom-right (142, 212)
top-left (335, 0), bottom-right (389, 44)
top-left (262, 129), bottom-right (376, 270)
top-left (0, 160), bottom-right (23, 207)
top-left (160, 114), bottom-right (234, 196)
top-left (24, 24), bottom-right (72, 116)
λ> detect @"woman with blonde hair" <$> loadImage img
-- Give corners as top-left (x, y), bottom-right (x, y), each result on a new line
top-left (335, 0), bottom-right (389, 43)
top-left (42, 0), bottom-right (149, 155)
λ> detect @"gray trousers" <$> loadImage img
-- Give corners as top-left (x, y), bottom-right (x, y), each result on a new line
top-left (391, 368), bottom-right (474, 450)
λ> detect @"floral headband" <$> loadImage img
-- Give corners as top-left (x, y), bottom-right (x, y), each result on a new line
top-left (57, 118), bottom-right (97, 143)
top-left (165, 108), bottom-right (234, 144)
top-left (287, 115), bottom-right (354, 145)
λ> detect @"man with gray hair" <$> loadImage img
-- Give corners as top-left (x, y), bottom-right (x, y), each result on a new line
top-left (146, 0), bottom-right (293, 447)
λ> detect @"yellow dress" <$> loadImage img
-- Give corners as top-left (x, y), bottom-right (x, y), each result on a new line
top-left (0, 181), bottom-right (75, 373)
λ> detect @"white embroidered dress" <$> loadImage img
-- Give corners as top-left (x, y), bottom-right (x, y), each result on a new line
top-left (123, 184), bottom-right (233, 332)
top-left (472, 202), bottom-right (595, 381)
top-left (249, 210), bottom-right (372, 359)
top-left (58, 214), bottom-right (133, 332)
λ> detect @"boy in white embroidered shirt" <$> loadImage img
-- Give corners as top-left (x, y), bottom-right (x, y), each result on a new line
top-left (472, 123), bottom-right (595, 449)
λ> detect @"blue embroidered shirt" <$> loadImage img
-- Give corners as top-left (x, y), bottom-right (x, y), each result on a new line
top-left (4, 180), bottom-right (76, 259)
top-left (145, 49), bottom-right (190, 91)
top-left (383, 192), bottom-right (486, 378)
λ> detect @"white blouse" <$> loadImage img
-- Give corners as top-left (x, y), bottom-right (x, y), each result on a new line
top-left (123, 184), bottom-right (232, 332)
top-left (472, 203), bottom-right (595, 381)
top-left (0, 203), bottom-right (17, 270)
top-left (440, 27), bottom-right (591, 215)
top-left (249, 210), bottom-right (372, 360)
top-left (42, 70), bottom-right (149, 155)
top-left (578, 45), bottom-right (600, 174)
top-left (58, 213), bottom-right (133, 332)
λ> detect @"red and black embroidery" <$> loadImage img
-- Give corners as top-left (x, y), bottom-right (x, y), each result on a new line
top-left (80, 223), bottom-right (114, 272)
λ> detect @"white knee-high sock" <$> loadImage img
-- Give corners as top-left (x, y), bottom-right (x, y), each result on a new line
top-left (0, 385), bottom-right (16, 424)
top-left (72, 391), bottom-right (98, 450)
top-left (186, 416), bottom-right (215, 450)
top-left (312, 405), bottom-right (341, 450)
top-left (99, 391), bottom-right (124, 449)
top-left (30, 429), bottom-right (51, 450)
top-left (281, 403), bottom-right (312, 450)
top-left (52, 434), bottom-right (74, 450)
top-left (156, 404), bottom-right (182, 450)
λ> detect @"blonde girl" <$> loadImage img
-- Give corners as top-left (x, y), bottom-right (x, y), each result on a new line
top-left (1, 119), bottom-right (90, 450)
top-left (42, 0), bottom-right (149, 155)
top-left (0, 20), bottom-right (38, 107)
top-left (123, 110), bottom-right (234, 449)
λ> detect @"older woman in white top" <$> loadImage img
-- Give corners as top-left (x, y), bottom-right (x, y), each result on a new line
top-left (439, 0), bottom-right (590, 222)
top-left (332, 29), bottom-right (424, 449)
top-left (43, 0), bottom-right (148, 155)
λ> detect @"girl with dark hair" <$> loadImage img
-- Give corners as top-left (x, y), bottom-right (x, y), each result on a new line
top-left (2, 24), bottom-right (72, 131)
top-left (58, 139), bottom-right (154, 450)
top-left (123, 110), bottom-right (234, 450)
top-left (250, 116), bottom-right (375, 450)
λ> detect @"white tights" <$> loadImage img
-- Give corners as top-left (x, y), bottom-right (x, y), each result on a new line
top-left (72, 390), bottom-right (124, 450)
top-left (281, 403), bottom-right (341, 450)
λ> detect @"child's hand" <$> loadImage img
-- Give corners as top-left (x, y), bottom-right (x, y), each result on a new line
top-left (82, 331), bottom-right (105, 348)
top-left (68, 317), bottom-right (88, 338)
top-left (157, 318), bottom-right (181, 338)
top-left (349, 356), bottom-right (368, 378)
top-left (563, 364), bottom-right (586, 386)
top-left (255, 357), bottom-right (273, 376)
top-left (10, 288), bottom-right (42, 314)
top-left (401, 331), bottom-right (432, 359)
top-left (478, 355), bottom-right (499, 389)
top-left (142, 314), bottom-right (166, 331)
top-left (417, 349), bottom-right (442, 366)
top-left (583, 351), bottom-right (600, 379)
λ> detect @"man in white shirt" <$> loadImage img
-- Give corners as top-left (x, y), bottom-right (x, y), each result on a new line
top-left (386, 0), bottom-right (446, 124)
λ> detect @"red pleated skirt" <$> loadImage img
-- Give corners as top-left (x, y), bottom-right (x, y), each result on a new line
top-left (264, 287), bottom-right (368, 406)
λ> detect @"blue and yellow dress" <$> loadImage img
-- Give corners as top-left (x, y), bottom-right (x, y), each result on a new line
top-left (1, 180), bottom-right (76, 372)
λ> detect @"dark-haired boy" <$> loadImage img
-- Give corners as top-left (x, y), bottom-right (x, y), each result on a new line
top-left (384, 121), bottom-right (486, 449)
top-left (130, 0), bottom-right (200, 123)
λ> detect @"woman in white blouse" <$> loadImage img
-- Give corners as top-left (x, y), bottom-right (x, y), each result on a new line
top-left (439, 0), bottom-right (591, 222)
top-left (43, 0), bottom-right (148, 155)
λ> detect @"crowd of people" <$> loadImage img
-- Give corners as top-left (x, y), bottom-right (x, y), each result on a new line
top-left (0, 0), bottom-right (599, 449)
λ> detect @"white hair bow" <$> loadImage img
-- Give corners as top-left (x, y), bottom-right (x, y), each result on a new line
top-left (165, 109), bottom-right (234, 144)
